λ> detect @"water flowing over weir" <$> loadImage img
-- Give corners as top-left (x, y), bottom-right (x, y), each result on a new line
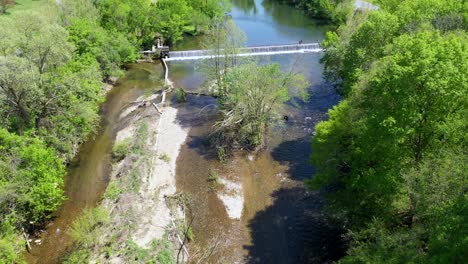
top-left (165, 43), bottom-right (322, 61)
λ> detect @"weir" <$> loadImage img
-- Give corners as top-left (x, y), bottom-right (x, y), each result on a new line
top-left (164, 43), bottom-right (322, 61)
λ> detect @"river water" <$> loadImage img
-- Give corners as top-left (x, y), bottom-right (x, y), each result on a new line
top-left (26, 63), bottom-right (164, 263)
top-left (27, 0), bottom-right (345, 263)
top-left (171, 0), bottom-right (345, 263)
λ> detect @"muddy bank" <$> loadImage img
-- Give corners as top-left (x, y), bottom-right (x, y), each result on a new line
top-left (26, 63), bottom-right (166, 263)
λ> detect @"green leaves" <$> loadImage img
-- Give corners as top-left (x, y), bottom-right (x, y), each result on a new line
top-left (0, 129), bottom-right (65, 224)
top-left (312, 1), bottom-right (468, 262)
top-left (213, 63), bottom-right (309, 150)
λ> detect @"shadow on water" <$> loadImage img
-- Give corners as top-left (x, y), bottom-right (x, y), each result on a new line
top-left (270, 137), bottom-right (314, 181)
top-left (245, 187), bottom-right (347, 264)
top-left (172, 94), bottom-right (220, 160)
top-left (245, 97), bottom-right (346, 263)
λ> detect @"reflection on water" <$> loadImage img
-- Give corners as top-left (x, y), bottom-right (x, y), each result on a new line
top-left (232, 0), bottom-right (257, 14)
top-left (231, 0), bottom-right (332, 46)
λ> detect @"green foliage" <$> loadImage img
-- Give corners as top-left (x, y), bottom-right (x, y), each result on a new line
top-left (122, 237), bottom-right (175, 263)
top-left (159, 153), bottom-right (171, 163)
top-left (0, 0), bottom-right (15, 14)
top-left (321, 0), bottom-right (467, 95)
top-left (217, 146), bottom-right (226, 162)
top-left (132, 122), bottom-right (149, 155)
top-left (59, 0), bottom-right (100, 25)
top-left (64, 206), bottom-right (110, 263)
top-left (207, 170), bottom-right (219, 182)
top-left (112, 138), bottom-right (132, 161)
top-left (0, 234), bottom-right (25, 264)
top-left (63, 249), bottom-right (91, 264)
top-left (271, 0), bottom-right (353, 23)
top-left (67, 19), bottom-right (137, 77)
top-left (104, 181), bottom-right (123, 201)
top-left (0, 129), bottom-right (65, 224)
top-left (213, 63), bottom-right (309, 150)
top-left (151, 0), bottom-right (194, 44)
top-left (207, 170), bottom-right (222, 191)
top-left (0, 11), bottom-right (104, 158)
top-left (200, 19), bottom-right (247, 93)
top-left (174, 88), bottom-right (187, 103)
top-left (0, 0), bottom-right (228, 260)
top-left (94, 0), bottom-right (229, 46)
top-left (69, 206), bottom-right (110, 249)
top-left (312, 1), bottom-right (468, 262)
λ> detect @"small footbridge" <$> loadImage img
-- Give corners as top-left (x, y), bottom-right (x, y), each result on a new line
top-left (164, 42), bottom-right (322, 61)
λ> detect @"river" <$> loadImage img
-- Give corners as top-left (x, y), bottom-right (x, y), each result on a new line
top-left (26, 63), bottom-right (165, 263)
top-left (27, 0), bottom-right (344, 263)
top-left (171, 0), bottom-right (345, 263)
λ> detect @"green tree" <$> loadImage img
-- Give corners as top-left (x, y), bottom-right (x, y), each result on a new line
top-left (0, 129), bottom-right (65, 224)
top-left (59, 0), bottom-right (100, 26)
top-left (0, 11), bottom-right (105, 157)
top-left (200, 19), bottom-right (246, 95)
top-left (213, 63), bottom-right (309, 151)
top-left (311, 2), bottom-right (468, 261)
top-left (67, 18), bottom-right (137, 77)
top-left (151, 0), bottom-right (194, 44)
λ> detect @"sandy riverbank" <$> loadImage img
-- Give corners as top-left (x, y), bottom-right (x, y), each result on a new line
top-left (93, 89), bottom-right (190, 262)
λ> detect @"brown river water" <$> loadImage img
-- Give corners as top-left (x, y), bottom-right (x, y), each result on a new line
top-left (171, 1), bottom-right (345, 262)
top-left (26, 63), bottom-right (164, 263)
top-left (28, 0), bottom-right (346, 263)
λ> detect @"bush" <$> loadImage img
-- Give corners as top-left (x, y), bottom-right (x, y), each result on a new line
top-left (69, 207), bottom-right (110, 249)
top-left (174, 88), bottom-right (187, 103)
top-left (104, 181), bottom-right (123, 201)
top-left (112, 138), bottom-right (132, 161)
top-left (159, 153), bottom-right (171, 162)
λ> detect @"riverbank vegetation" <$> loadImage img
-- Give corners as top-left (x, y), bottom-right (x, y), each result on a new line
top-left (311, 0), bottom-right (467, 262)
top-left (213, 63), bottom-right (309, 153)
top-left (0, 0), bottom-right (228, 261)
top-left (199, 20), bottom-right (309, 156)
top-left (269, 0), bottom-right (354, 23)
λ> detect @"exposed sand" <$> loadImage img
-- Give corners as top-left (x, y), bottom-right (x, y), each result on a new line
top-left (133, 106), bottom-right (188, 246)
top-left (218, 178), bottom-right (244, 220)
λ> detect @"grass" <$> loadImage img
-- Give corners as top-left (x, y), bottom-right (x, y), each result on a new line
top-left (207, 170), bottom-right (223, 191)
top-left (159, 153), bottom-right (171, 163)
top-left (174, 88), bottom-right (187, 103)
top-left (112, 138), bottom-right (131, 161)
top-left (104, 181), bottom-right (123, 201)
top-left (121, 236), bottom-right (175, 263)
top-left (207, 170), bottom-right (219, 182)
top-left (132, 122), bottom-right (149, 155)
top-left (68, 206), bottom-right (110, 249)
top-left (65, 206), bottom-right (175, 263)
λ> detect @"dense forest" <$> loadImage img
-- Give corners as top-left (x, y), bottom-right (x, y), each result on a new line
top-left (0, 0), bottom-right (227, 261)
top-left (311, 0), bottom-right (467, 262)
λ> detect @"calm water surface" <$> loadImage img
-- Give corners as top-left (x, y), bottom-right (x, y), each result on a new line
top-left (172, 0), bottom-right (344, 263)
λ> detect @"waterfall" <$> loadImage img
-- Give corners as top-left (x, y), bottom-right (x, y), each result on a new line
top-left (165, 43), bottom-right (322, 61)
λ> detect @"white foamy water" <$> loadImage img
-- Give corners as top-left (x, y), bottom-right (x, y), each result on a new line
top-left (165, 43), bottom-right (323, 61)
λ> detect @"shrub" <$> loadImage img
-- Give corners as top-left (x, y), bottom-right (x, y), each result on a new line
top-left (112, 138), bottom-right (132, 161)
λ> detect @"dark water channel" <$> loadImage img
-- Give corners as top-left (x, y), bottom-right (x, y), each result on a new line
top-left (27, 63), bottom-right (164, 263)
top-left (172, 0), bottom-right (345, 263)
